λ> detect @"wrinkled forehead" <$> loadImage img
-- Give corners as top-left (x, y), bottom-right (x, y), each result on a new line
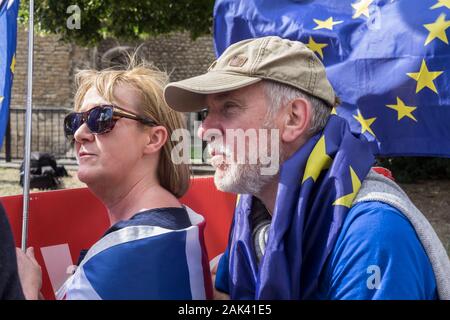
top-left (205, 83), bottom-right (265, 108)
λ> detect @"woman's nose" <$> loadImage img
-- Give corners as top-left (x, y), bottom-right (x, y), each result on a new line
top-left (73, 123), bottom-right (94, 143)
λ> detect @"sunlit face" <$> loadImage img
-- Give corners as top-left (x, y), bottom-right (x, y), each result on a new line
top-left (197, 83), bottom-right (281, 194)
top-left (74, 84), bottom-right (151, 188)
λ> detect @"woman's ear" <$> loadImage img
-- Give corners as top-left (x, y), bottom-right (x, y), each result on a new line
top-left (143, 126), bottom-right (168, 155)
top-left (281, 98), bottom-right (312, 143)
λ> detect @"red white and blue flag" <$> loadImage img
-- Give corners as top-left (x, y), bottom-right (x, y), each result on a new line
top-left (56, 207), bottom-right (213, 300)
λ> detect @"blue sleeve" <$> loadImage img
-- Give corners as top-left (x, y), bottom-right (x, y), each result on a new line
top-left (319, 201), bottom-right (438, 300)
top-left (214, 246), bottom-right (230, 294)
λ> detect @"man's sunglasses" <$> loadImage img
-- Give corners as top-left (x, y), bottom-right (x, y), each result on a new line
top-left (64, 104), bottom-right (158, 141)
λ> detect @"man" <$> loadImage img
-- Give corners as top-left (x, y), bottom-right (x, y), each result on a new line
top-left (164, 36), bottom-right (450, 299)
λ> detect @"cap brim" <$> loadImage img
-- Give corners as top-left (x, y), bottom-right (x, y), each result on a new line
top-left (164, 72), bottom-right (261, 112)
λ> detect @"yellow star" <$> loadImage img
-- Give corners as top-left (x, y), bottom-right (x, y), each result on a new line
top-left (430, 0), bottom-right (450, 10)
top-left (306, 36), bottom-right (328, 59)
top-left (10, 54), bottom-right (16, 74)
top-left (353, 110), bottom-right (376, 137)
top-left (302, 135), bottom-right (332, 184)
top-left (331, 107), bottom-right (337, 115)
top-left (423, 14), bottom-right (450, 46)
top-left (386, 97), bottom-right (417, 122)
top-left (406, 59), bottom-right (443, 94)
top-left (333, 166), bottom-right (361, 208)
top-left (313, 17), bottom-right (343, 30)
top-left (352, 0), bottom-right (374, 19)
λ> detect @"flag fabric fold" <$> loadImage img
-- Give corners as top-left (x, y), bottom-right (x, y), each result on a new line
top-left (0, 0), bottom-right (19, 150)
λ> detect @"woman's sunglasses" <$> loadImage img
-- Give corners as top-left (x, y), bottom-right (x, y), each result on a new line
top-left (64, 104), bottom-right (158, 141)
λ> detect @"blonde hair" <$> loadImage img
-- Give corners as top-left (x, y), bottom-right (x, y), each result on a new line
top-left (73, 60), bottom-right (191, 198)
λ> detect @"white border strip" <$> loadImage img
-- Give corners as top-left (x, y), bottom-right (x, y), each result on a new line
top-left (185, 226), bottom-right (206, 299)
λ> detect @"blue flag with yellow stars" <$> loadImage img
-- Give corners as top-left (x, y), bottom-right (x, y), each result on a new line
top-left (214, 0), bottom-right (450, 157)
top-left (221, 114), bottom-right (374, 299)
top-left (0, 0), bottom-right (19, 150)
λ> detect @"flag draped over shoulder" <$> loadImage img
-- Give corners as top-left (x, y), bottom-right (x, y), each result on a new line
top-left (0, 0), bottom-right (19, 150)
top-left (214, 0), bottom-right (450, 157)
top-left (56, 207), bottom-right (213, 300)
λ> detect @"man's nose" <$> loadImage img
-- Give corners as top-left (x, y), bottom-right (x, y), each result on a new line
top-left (197, 114), bottom-right (223, 142)
top-left (197, 123), bottom-right (207, 141)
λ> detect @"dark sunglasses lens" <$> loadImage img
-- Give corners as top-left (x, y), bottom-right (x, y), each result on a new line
top-left (64, 113), bottom-right (82, 140)
top-left (87, 106), bottom-right (114, 134)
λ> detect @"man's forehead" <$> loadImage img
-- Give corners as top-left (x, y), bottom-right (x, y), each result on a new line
top-left (207, 91), bottom-right (238, 102)
top-left (206, 84), bottom-right (262, 105)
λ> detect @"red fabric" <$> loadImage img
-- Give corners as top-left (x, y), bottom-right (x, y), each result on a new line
top-left (0, 177), bottom-right (235, 300)
top-left (372, 166), bottom-right (395, 181)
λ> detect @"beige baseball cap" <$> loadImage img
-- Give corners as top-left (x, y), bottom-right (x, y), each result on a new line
top-left (164, 36), bottom-right (338, 112)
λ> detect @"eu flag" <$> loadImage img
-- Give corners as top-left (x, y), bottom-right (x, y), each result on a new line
top-left (214, 0), bottom-right (450, 157)
top-left (0, 0), bottom-right (19, 150)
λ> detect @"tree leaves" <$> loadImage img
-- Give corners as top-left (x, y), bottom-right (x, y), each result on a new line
top-left (19, 0), bottom-right (214, 46)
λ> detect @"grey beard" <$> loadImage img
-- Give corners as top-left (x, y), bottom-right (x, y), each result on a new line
top-left (214, 129), bottom-right (284, 195)
top-left (213, 161), bottom-right (276, 195)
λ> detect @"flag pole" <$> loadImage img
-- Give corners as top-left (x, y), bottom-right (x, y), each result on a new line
top-left (21, 0), bottom-right (34, 251)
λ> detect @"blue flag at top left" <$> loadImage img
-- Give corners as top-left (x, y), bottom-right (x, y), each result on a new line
top-left (0, 0), bottom-right (19, 150)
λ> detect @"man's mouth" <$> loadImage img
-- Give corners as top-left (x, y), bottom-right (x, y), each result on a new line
top-left (210, 154), bottom-right (226, 167)
top-left (208, 144), bottom-right (233, 169)
top-left (208, 149), bottom-right (230, 169)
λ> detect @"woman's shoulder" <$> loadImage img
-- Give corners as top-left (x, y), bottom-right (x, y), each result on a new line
top-left (83, 206), bottom-right (205, 263)
top-left (63, 206), bottom-right (210, 299)
top-left (109, 206), bottom-right (192, 233)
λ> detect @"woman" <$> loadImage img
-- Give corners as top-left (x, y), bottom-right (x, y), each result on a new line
top-left (17, 62), bottom-right (212, 300)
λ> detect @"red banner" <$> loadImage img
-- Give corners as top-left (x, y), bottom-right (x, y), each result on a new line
top-left (1, 177), bottom-right (235, 299)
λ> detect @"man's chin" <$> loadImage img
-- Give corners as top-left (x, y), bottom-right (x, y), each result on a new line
top-left (214, 178), bottom-right (238, 193)
top-left (213, 165), bottom-right (236, 193)
top-left (213, 164), bottom-right (250, 194)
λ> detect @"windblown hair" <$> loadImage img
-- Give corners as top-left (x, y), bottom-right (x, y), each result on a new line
top-left (73, 58), bottom-right (190, 198)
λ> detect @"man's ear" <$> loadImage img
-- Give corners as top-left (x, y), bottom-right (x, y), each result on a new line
top-left (281, 98), bottom-right (312, 143)
top-left (143, 126), bottom-right (168, 155)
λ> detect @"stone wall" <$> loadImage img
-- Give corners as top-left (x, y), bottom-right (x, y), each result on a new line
top-left (95, 33), bottom-right (216, 82)
top-left (11, 27), bottom-right (216, 109)
top-left (11, 27), bottom-right (91, 110)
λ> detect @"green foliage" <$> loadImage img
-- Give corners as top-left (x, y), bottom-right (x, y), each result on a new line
top-left (377, 157), bottom-right (450, 183)
top-left (18, 0), bottom-right (215, 46)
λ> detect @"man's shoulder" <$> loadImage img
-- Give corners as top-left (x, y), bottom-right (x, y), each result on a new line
top-left (320, 200), bottom-right (438, 299)
top-left (344, 201), bottom-right (412, 240)
top-left (331, 201), bottom-right (419, 264)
